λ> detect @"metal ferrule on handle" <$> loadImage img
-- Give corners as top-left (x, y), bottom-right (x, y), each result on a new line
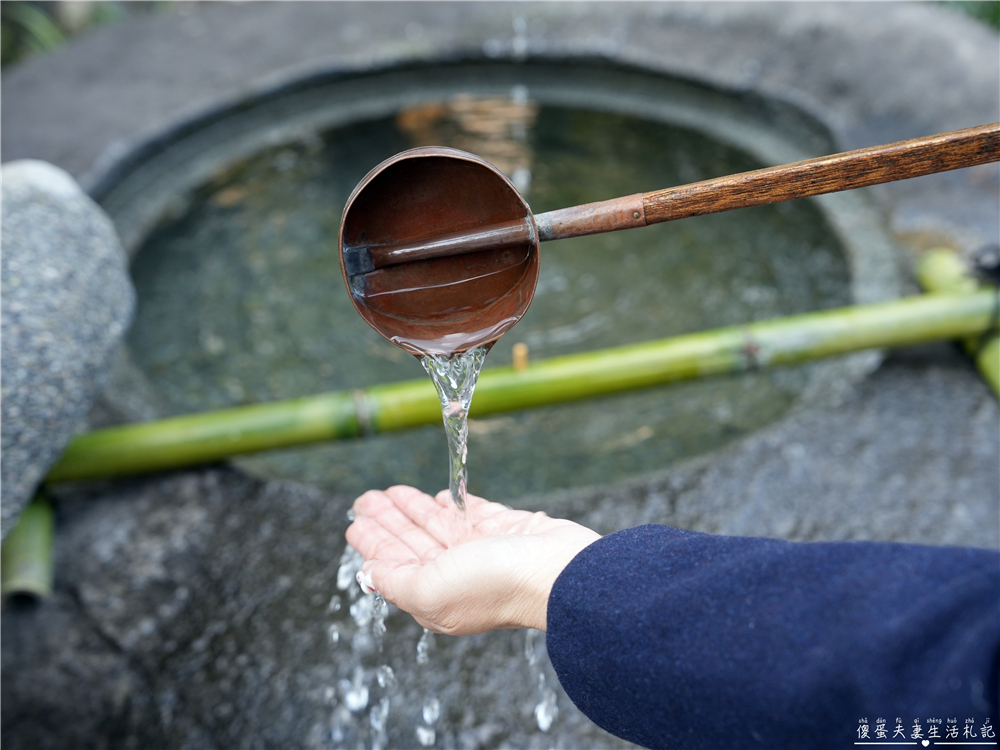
top-left (535, 193), bottom-right (647, 241)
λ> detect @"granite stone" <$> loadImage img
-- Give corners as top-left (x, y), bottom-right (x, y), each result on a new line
top-left (0, 4), bottom-right (996, 749)
top-left (1, 161), bottom-right (134, 536)
top-left (2, 351), bottom-right (994, 750)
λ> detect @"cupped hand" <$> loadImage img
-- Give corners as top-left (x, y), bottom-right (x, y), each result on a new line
top-left (345, 485), bottom-right (601, 635)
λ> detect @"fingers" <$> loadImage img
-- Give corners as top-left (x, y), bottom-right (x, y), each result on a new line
top-left (383, 486), bottom-right (468, 549)
top-left (349, 486), bottom-right (467, 561)
top-left (376, 513), bottom-right (444, 561)
top-left (353, 485), bottom-right (423, 518)
top-left (346, 514), bottom-right (421, 564)
top-left (347, 488), bottom-right (428, 561)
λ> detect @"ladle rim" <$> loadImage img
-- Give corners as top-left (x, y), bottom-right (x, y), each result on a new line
top-left (338, 146), bottom-right (540, 357)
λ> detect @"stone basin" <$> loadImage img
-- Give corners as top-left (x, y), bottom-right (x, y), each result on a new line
top-left (109, 59), bottom-right (898, 500)
top-left (2, 4), bottom-right (997, 749)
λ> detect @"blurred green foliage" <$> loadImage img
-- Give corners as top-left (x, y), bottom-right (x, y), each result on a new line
top-left (943, 0), bottom-right (1000, 29)
top-left (1, 1), bottom-right (168, 67)
top-left (1, 2), bottom-right (65, 66)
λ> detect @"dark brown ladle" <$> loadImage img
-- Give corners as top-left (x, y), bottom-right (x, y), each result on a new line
top-left (339, 146), bottom-right (540, 357)
top-left (339, 123), bottom-right (1000, 357)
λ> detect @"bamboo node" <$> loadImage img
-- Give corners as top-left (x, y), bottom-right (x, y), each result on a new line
top-left (351, 389), bottom-right (373, 436)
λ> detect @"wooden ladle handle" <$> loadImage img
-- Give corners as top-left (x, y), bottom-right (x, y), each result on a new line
top-left (643, 121), bottom-right (1000, 223)
top-left (536, 122), bottom-right (1000, 241)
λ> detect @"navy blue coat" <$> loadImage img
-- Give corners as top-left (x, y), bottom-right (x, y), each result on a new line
top-left (546, 525), bottom-right (999, 749)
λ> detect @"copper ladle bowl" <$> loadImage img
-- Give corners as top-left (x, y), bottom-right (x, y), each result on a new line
top-left (338, 147), bottom-right (540, 357)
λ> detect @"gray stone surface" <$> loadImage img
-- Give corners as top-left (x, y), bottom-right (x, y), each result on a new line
top-left (540, 348), bottom-right (1000, 552)
top-left (4, 469), bottom-right (629, 750)
top-left (0, 3), bottom-right (997, 749)
top-left (1, 161), bottom-right (134, 536)
top-left (2, 351), bottom-right (995, 750)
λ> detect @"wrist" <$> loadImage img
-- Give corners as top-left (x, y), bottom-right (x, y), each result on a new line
top-left (519, 532), bottom-right (601, 631)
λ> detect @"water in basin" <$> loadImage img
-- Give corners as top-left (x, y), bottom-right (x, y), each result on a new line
top-left (126, 96), bottom-right (850, 501)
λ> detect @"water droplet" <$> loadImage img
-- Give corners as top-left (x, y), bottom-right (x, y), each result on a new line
top-left (330, 705), bottom-right (352, 743)
top-left (343, 668), bottom-right (369, 712)
top-left (337, 546), bottom-right (364, 591)
top-left (327, 623), bottom-right (340, 645)
top-left (344, 685), bottom-right (368, 712)
top-left (534, 690), bottom-right (558, 732)
top-left (416, 628), bottom-right (434, 665)
top-left (422, 697), bottom-right (441, 725)
top-left (524, 628), bottom-right (539, 665)
top-left (376, 665), bottom-right (396, 689)
top-left (371, 593), bottom-right (388, 637)
top-left (512, 167), bottom-right (532, 194)
top-left (351, 628), bottom-right (375, 656)
top-left (369, 696), bottom-right (390, 732)
top-left (416, 725), bottom-right (436, 747)
top-left (326, 594), bottom-right (342, 613)
top-left (350, 596), bottom-right (374, 627)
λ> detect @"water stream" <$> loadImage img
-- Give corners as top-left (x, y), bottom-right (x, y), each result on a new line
top-left (420, 346), bottom-right (490, 511)
top-left (331, 347), bottom-right (490, 747)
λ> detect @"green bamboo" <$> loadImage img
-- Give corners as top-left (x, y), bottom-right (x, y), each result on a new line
top-left (1, 494), bottom-right (55, 601)
top-left (46, 290), bottom-right (996, 483)
top-left (47, 389), bottom-right (363, 482)
top-left (916, 248), bottom-right (999, 396)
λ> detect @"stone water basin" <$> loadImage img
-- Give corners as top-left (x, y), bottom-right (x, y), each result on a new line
top-left (88, 63), bottom-right (902, 748)
top-left (110, 61), bottom-right (896, 502)
top-left (4, 3), bottom-right (997, 747)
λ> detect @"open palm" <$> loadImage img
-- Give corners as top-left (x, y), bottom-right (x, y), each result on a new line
top-left (345, 485), bottom-right (601, 635)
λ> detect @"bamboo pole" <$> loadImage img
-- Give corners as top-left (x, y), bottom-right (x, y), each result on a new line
top-left (1, 494), bottom-right (55, 601)
top-left (916, 248), bottom-right (999, 396)
top-left (46, 290), bottom-right (996, 483)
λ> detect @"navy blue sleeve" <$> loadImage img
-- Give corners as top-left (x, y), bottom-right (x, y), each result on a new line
top-left (546, 525), bottom-right (1000, 749)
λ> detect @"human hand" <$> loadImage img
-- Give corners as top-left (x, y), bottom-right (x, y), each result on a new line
top-left (345, 485), bottom-right (601, 636)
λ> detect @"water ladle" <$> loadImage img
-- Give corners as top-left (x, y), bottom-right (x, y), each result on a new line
top-left (339, 123), bottom-right (999, 356)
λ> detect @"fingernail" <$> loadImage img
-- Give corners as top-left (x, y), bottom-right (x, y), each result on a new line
top-left (356, 570), bottom-right (376, 595)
